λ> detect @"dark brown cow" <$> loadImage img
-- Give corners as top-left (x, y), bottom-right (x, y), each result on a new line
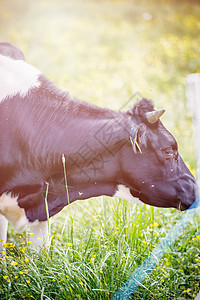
top-left (0, 45), bottom-right (196, 247)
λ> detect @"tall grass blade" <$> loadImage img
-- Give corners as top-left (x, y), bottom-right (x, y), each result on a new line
top-left (44, 181), bottom-right (50, 234)
top-left (62, 154), bottom-right (70, 205)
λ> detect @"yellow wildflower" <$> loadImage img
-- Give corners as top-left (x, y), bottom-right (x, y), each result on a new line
top-left (150, 222), bottom-right (159, 228)
top-left (11, 261), bottom-right (18, 266)
top-left (20, 247), bottom-right (26, 253)
top-left (67, 243), bottom-right (72, 247)
top-left (79, 281), bottom-right (84, 286)
top-left (90, 254), bottom-right (96, 263)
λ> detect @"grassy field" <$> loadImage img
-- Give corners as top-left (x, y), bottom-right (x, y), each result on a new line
top-left (0, 0), bottom-right (200, 299)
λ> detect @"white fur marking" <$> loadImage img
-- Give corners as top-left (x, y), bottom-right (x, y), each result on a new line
top-left (0, 54), bottom-right (41, 102)
top-left (113, 185), bottom-right (142, 204)
top-left (0, 214), bottom-right (8, 243)
top-left (0, 215), bottom-right (8, 272)
top-left (0, 214), bottom-right (8, 263)
top-left (28, 220), bottom-right (49, 250)
top-left (0, 193), bottom-right (28, 232)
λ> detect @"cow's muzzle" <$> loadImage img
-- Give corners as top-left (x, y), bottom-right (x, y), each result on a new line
top-left (176, 176), bottom-right (196, 211)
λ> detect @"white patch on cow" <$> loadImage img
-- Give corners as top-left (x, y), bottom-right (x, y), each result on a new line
top-left (0, 192), bottom-right (28, 232)
top-left (0, 54), bottom-right (41, 102)
top-left (0, 214), bottom-right (8, 266)
top-left (0, 214), bottom-right (8, 243)
top-left (113, 184), bottom-right (142, 204)
top-left (28, 220), bottom-right (49, 250)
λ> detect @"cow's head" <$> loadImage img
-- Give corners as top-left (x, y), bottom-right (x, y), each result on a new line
top-left (121, 99), bottom-right (196, 211)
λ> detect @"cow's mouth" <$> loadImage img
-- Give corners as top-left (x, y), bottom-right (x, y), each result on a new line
top-left (130, 187), bottom-right (190, 211)
top-left (177, 199), bottom-right (190, 211)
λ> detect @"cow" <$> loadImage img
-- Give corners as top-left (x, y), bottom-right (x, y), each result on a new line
top-left (0, 45), bottom-right (196, 249)
top-left (0, 42), bottom-right (25, 61)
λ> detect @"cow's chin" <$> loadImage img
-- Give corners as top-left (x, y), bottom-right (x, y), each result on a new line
top-left (130, 188), bottom-right (190, 211)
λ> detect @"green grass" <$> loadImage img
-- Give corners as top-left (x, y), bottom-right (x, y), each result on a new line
top-left (0, 199), bottom-right (200, 299)
top-left (0, 0), bottom-right (200, 298)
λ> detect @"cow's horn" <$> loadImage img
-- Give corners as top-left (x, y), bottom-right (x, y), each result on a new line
top-left (145, 109), bottom-right (165, 124)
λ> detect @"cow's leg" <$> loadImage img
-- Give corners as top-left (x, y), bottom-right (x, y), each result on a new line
top-left (28, 221), bottom-right (49, 250)
top-left (0, 193), bottom-right (28, 232)
top-left (0, 214), bottom-right (8, 245)
top-left (0, 214), bottom-right (8, 269)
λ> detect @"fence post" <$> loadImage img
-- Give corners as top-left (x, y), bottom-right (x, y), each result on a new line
top-left (186, 73), bottom-right (200, 201)
top-left (186, 73), bottom-right (200, 300)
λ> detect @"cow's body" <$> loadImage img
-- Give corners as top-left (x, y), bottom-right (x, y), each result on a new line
top-left (0, 44), bottom-right (196, 248)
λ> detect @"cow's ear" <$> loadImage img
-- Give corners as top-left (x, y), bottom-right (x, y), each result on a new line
top-left (138, 123), bottom-right (147, 148)
top-left (130, 123), bottom-right (147, 153)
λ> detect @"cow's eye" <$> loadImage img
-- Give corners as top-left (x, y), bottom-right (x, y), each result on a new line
top-left (162, 147), bottom-right (174, 159)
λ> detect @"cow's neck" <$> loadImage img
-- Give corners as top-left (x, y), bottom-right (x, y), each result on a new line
top-left (39, 95), bottom-right (130, 174)
top-left (42, 96), bottom-right (132, 207)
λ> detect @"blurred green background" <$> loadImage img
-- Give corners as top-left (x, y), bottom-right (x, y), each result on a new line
top-left (0, 0), bottom-right (199, 171)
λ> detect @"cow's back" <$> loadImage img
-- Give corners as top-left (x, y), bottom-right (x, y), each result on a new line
top-left (0, 42), bottom-right (25, 60)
